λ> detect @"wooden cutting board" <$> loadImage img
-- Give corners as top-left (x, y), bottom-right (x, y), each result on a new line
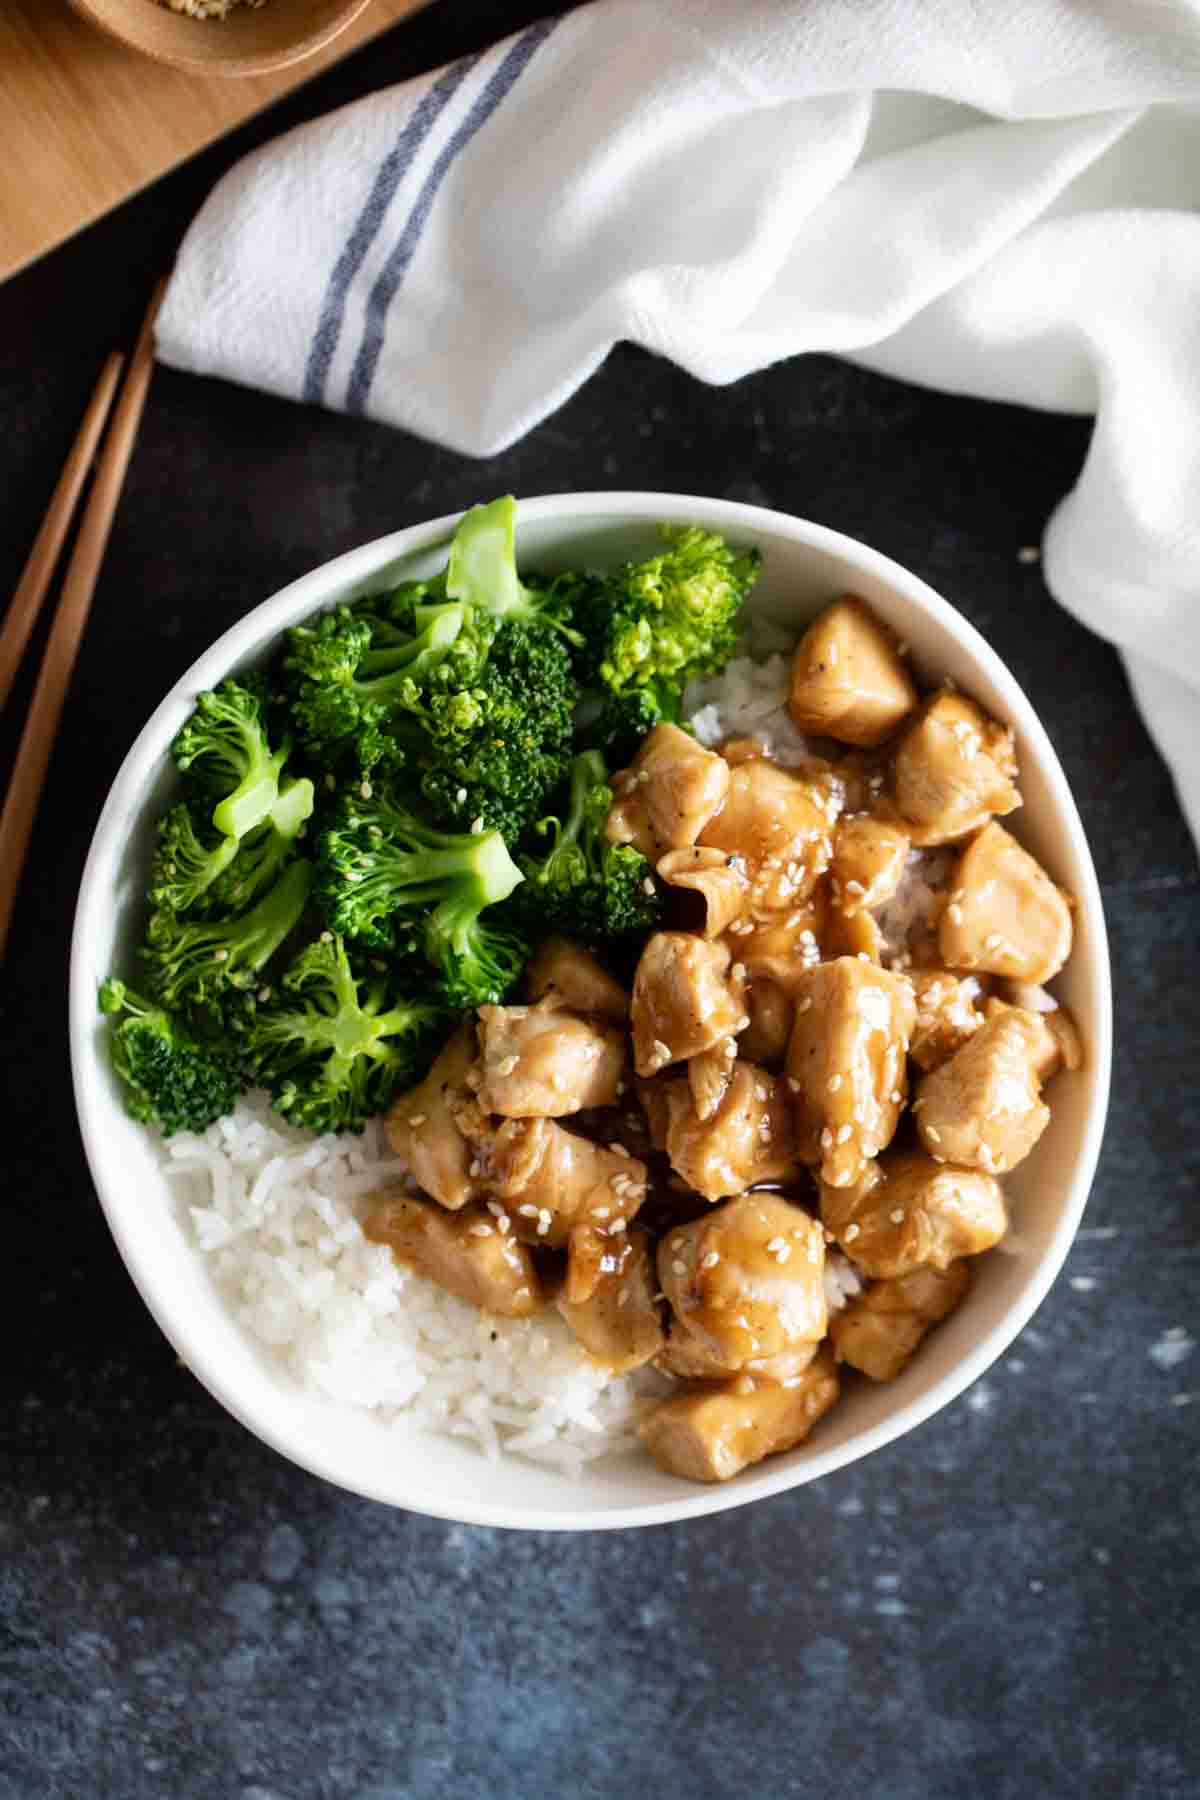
top-left (0, 1), bottom-right (427, 284)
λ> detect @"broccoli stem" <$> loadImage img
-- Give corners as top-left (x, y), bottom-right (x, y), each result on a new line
top-left (358, 603), bottom-right (466, 678)
top-left (214, 741), bottom-right (290, 842)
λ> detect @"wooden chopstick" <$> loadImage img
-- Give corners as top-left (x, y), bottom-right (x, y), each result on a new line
top-left (0, 352), bottom-right (124, 716)
top-left (0, 279), bottom-right (165, 961)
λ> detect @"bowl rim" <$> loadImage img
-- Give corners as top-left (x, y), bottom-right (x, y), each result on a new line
top-left (67, 0), bottom-right (372, 77)
top-left (69, 491), bottom-right (1112, 1529)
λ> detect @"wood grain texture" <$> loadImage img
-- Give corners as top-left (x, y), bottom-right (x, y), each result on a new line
top-left (0, 0), bottom-right (427, 284)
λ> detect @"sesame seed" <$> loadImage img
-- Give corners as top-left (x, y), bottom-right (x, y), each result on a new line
top-left (787, 1078), bottom-right (801, 1093)
top-left (616, 1288), bottom-right (630, 1309)
top-left (672, 1259), bottom-right (688, 1276)
top-left (470, 817), bottom-right (485, 835)
top-left (702, 1251), bottom-right (721, 1270)
top-left (820, 1128), bottom-right (833, 1150)
top-left (766, 1236), bottom-right (786, 1253)
top-left (827, 1073), bottom-right (842, 1092)
top-left (926, 1126), bottom-right (942, 1143)
top-left (609, 1143), bottom-right (630, 1158)
top-left (468, 1223), bottom-right (493, 1238)
top-left (642, 877), bottom-right (656, 897)
top-left (257, 987), bottom-right (272, 1004)
top-left (890, 1209), bottom-right (905, 1224)
top-left (407, 1114), bottom-right (427, 1127)
top-left (592, 1205), bottom-right (611, 1220)
top-left (890, 1091), bottom-right (903, 1105)
top-left (836, 1124), bottom-right (853, 1144)
top-left (516, 1286), bottom-right (531, 1300)
top-left (536, 1212), bottom-right (552, 1237)
top-left (497, 1215), bottom-right (511, 1234)
top-left (213, 949), bottom-right (229, 963)
top-left (359, 780), bottom-right (373, 799)
top-left (517, 1204), bottom-right (539, 1218)
top-left (1017, 545), bottom-right (1040, 564)
top-left (985, 933), bottom-right (1004, 951)
top-left (496, 1055), bottom-right (519, 1076)
top-left (947, 905), bottom-right (963, 925)
top-left (320, 930), bottom-right (333, 944)
top-left (844, 1223), bottom-right (860, 1242)
top-left (608, 1218), bottom-right (628, 1235)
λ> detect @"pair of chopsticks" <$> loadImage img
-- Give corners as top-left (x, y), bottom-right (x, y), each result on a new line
top-left (0, 280), bottom-right (165, 961)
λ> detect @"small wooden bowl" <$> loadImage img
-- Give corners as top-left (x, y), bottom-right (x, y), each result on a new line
top-left (69, 0), bottom-right (374, 77)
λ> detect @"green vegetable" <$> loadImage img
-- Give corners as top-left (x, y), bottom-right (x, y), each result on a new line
top-left (205, 774), bottom-right (315, 915)
top-left (172, 675), bottom-right (294, 841)
top-left (446, 496), bottom-right (582, 642)
top-left (282, 596), bottom-right (494, 773)
top-left (142, 858), bottom-right (313, 1014)
top-left (415, 618), bottom-right (578, 839)
top-left (514, 749), bottom-right (662, 942)
top-left (99, 978), bottom-right (243, 1137)
top-left (236, 935), bottom-right (448, 1135)
top-left (574, 523), bottom-right (759, 708)
top-left (147, 803), bottom-right (241, 916)
top-left (314, 774), bottom-right (526, 1006)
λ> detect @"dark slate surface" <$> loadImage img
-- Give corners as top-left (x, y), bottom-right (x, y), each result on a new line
top-left (2, 5), bottom-right (1197, 1796)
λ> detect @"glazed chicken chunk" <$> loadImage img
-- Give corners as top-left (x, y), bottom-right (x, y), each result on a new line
top-left (606, 724), bottom-right (730, 862)
top-left (638, 1348), bottom-right (840, 1484)
top-left (481, 1118), bottom-right (648, 1251)
top-left (385, 1023), bottom-right (487, 1212)
top-left (788, 597), bottom-right (917, 747)
top-left (631, 932), bottom-right (748, 1076)
top-left (830, 1263), bottom-right (969, 1382)
top-left (818, 1149), bottom-right (1007, 1278)
top-left (525, 935), bottom-right (629, 1021)
top-left (363, 1192), bottom-right (542, 1318)
top-left (914, 1008), bottom-right (1053, 1174)
top-left (658, 1194), bottom-right (827, 1372)
top-left (698, 758), bottom-right (838, 913)
top-left (739, 979), bottom-right (794, 1067)
top-left (830, 815), bottom-right (910, 915)
top-left (908, 969), bottom-right (987, 1072)
top-left (939, 821), bottom-right (1073, 983)
top-left (657, 846), bottom-right (750, 938)
top-left (660, 1062), bottom-right (800, 1202)
top-left (556, 1225), bottom-right (665, 1374)
top-left (892, 689), bottom-right (1020, 845)
top-left (786, 957), bottom-right (916, 1186)
top-left (476, 1002), bottom-right (625, 1117)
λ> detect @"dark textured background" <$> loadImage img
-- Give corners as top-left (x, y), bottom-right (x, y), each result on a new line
top-left (3, 5), bottom-right (1198, 1796)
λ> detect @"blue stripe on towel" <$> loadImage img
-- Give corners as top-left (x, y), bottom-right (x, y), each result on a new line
top-left (345, 14), bottom-right (560, 417)
top-left (302, 53), bottom-right (479, 406)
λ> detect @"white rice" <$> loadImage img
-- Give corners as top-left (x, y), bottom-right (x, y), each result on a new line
top-left (158, 642), bottom-right (878, 1474)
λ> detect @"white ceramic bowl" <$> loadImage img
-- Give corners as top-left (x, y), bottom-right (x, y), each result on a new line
top-left (70, 494), bottom-right (1111, 1529)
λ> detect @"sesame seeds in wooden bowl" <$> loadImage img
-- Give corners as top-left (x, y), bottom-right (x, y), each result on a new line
top-left (68, 0), bottom-right (373, 77)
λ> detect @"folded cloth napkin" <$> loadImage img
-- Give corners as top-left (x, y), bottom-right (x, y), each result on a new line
top-left (158, 0), bottom-right (1200, 845)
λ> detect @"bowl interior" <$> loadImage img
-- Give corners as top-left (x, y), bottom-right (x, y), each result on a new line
top-left (69, 0), bottom-right (371, 75)
top-left (70, 495), bottom-right (1111, 1528)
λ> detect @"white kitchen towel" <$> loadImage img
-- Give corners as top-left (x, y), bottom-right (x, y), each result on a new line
top-left (157, 0), bottom-right (1200, 845)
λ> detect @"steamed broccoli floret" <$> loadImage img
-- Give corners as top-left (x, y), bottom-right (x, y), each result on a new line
top-left (99, 979), bottom-right (242, 1136)
top-left (282, 598), bottom-right (493, 772)
top-left (574, 524), bottom-right (760, 702)
top-left (237, 935), bottom-right (448, 1135)
top-left (142, 859), bottom-right (312, 1014)
top-left (148, 803), bottom-right (241, 915)
top-left (445, 496), bottom-right (582, 643)
top-left (171, 675), bottom-right (293, 841)
top-left (415, 619), bottom-right (578, 839)
top-left (314, 776), bottom-right (527, 1004)
top-left (514, 750), bottom-right (662, 942)
top-left (205, 775), bottom-right (315, 915)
